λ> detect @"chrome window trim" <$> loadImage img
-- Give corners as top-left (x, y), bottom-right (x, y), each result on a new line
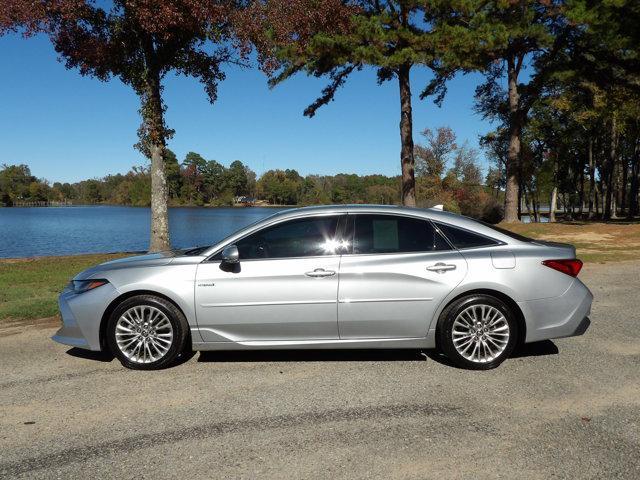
top-left (205, 254), bottom-right (343, 264)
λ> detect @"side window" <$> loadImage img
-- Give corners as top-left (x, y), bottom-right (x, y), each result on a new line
top-left (353, 215), bottom-right (450, 254)
top-left (235, 216), bottom-right (340, 259)
top-left (434, 222), bottom-right (501, 249)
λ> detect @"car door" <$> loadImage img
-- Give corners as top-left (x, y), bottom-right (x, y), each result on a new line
top-left (195, 214), bottom-right (345, 343)
top-left (337, 214), bottom-right (468, 339)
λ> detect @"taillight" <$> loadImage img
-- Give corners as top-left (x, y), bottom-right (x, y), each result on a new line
top-left (542, 259), bottom-right (583, 277)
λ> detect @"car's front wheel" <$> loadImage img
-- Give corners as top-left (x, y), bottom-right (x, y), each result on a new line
top-left (438, 294), bottom-right (518, 370)
top-left (106, 294), bottom-right (190, 370)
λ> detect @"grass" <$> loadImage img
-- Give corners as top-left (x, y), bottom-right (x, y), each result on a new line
top-left (1, 221), bottom-right (639, 324)
top-left (0, 254), bottom-right (126, 323)
top-left (502, 221), bottom-right (640, 263)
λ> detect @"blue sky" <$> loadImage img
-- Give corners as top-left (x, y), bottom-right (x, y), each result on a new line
top-left (0, 32), bottom-right (493, 184)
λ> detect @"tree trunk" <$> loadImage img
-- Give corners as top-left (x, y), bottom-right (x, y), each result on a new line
top-left (398, 64), bottom-right (416, 207)
top-left (587, 135), bottom-right (596, 219)
top-left (549, 155), bottom-right (558, 222)
top-left (146, 70), bottom-right (171, 252)
top-left (605, 115), bottom-right (617, 220)
top-left (629, 137), bottom-right (640, 218)
top-left (503, 56), bottom-right (522, 222)
top-left (579, 158), bottom-right (585, 219)
top-left (517, 178), bottom-right (523, 220)
top-left (524, 185), bottom-right (533, 222)
top-left (599, 163), bottom-right (605, 217)
top-left (610, 192), bottom-right (617, 219)
top-left (620, 155), bottom-right (628, 216)
top-left (549, 186), bottom-right (558, 223)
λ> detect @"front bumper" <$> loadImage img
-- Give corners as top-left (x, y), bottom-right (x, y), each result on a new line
top-left (52, 283), bottom-right (119, 351)
top-left (519, 279), bottom-right (593, 343)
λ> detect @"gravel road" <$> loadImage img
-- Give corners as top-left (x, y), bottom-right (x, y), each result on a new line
top-left (1, 261), bottom-right (639, 479)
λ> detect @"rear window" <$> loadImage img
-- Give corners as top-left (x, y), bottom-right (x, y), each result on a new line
top-left (434, 222), bottom-right (502, 249)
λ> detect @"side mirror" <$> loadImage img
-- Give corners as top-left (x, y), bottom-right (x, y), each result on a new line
top-left (221, 245), bottom-right (240, 264)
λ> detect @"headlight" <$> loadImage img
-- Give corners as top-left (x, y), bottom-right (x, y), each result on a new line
top-left (71, 279), bottom-right (109, 294)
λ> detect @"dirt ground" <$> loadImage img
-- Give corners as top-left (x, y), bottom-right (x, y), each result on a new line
top-left (0, 261), bottom-right (639, 479)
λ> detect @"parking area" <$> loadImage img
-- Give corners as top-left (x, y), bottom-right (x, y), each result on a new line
top-left (1, 261), bottom-right (639, 479)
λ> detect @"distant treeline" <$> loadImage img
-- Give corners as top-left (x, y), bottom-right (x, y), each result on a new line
top-left (0, 127), bottom-right (503, 222)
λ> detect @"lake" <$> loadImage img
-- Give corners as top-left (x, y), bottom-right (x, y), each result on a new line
top-left (0, 206), bottom-right (287, 259)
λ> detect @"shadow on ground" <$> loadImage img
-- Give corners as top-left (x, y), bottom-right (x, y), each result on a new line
top-left (65, 347), bottom-right (196, 367)
top-left (66, 347), bottom-right (114, 363)
top-left (65, 340), bottom-right (558, 367)
top-left (198, 349), bottom-right (426, 363)
top-left (197, 340), bottom-right (558, 365)
top-left (512, 339), bottom-right (559, 358)
top-left (425, 339), bottom-right (559, 368)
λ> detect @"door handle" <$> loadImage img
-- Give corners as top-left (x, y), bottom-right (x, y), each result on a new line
top-left (426, 263), bottom-right (457, 273)
top-left (305, 268), bottom-right (336, 278)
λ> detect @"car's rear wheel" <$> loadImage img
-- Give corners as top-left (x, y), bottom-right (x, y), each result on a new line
top-left (106, 295), bottom-right (190, 370)
top-left (438, 294), bottom-right (518, 370)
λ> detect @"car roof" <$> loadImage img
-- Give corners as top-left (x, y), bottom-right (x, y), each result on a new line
top-left (271, 204), bottom-right (482, 227)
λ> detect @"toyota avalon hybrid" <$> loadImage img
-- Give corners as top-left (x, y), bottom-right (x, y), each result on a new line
top-left (52, 205), bottom-right (592, 370)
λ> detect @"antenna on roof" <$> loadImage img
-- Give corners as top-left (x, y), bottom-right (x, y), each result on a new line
top-left (432, 204), bottom-right (444, 211)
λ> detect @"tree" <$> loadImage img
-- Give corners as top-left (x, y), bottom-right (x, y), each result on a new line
top-left (247, 0), bottom-right (449, 207)
top-left (164, 149), bottom-right (183, 201)
top-left (48, 1), bottom-right (247, 250)
top-left (225, 160), bottom-right (249, 196)
top-left (257, 169), bottom-right (303, 204)
top-left (433, 1), bottom-right (569, 222)
top-left (556, 1), bottom-right (640, 219)
top-left (82, 179), bottom-right (102, 204)
top-left (415, 126), bottom-right (457, 178)
top-left (202, 159), bottom-right (227, 202)
top-left (0, 164), bottom-right (39, 204)
top-left (181, 152), bottom-right (207, 205)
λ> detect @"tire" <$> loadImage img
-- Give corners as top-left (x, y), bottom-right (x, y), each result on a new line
top-left (437, 294), bottom-right (518, 370)
top-left (106, 294), bottom-right (190, 370)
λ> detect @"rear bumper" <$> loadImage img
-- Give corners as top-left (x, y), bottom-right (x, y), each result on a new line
top-left (571, 316), bottom-right (591, 336)
top-left (519, 279), bottom-right (593, 343)
top-left (52, 283), bottom-right (119, 351)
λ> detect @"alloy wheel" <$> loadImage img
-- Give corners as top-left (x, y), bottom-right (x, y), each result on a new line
top-left (115, 305), bottom-right (174, 364)
top-left (451, 304), bottom-right (510, 363)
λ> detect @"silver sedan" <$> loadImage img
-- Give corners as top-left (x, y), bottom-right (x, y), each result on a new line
top-left (52, 205), bottom-right (592, 370)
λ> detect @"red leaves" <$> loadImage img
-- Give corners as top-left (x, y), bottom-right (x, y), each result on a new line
top-left (236, 0), bottom-right (357, 75)
top-left (119, 0), bottom-right (231, 40)
top-left (1, 0), bottom-right (48, 35)
top-left (1, 0), bottom-right (86, 36)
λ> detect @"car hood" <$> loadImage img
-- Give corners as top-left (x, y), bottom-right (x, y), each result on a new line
top-left (73, 251), bottom-right (178, 280)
